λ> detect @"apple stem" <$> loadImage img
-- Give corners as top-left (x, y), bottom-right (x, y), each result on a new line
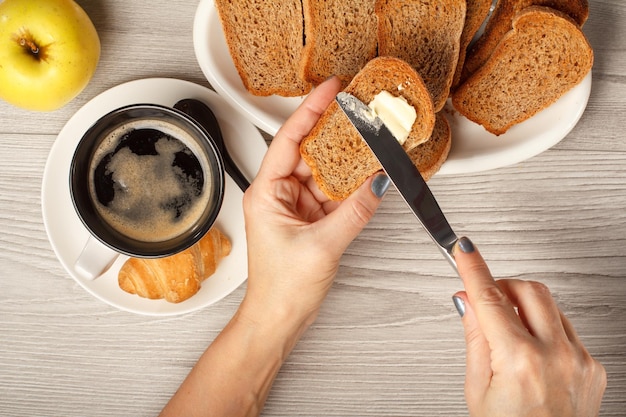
top-left (13, 29), bottom-right (47, 61)
top-left (19, 37), bottom-right (40, 56)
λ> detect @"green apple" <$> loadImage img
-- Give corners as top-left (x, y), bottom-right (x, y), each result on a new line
top-left (0, 0), bottom-right (100, 111)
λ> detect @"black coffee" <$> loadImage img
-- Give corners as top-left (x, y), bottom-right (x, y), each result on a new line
top-left (89, 120), bottom-right (212, 242)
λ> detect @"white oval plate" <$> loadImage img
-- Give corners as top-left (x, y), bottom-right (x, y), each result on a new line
top-left (193, 0), bottom-right (591, 175)
top-left (41, 78), bottom-right (267, 316)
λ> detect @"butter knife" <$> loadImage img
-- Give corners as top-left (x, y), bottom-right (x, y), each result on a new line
top-left (335, 92), bottom-right (459, 272)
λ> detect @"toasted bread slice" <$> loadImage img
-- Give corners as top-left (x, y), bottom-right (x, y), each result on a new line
top-left (300, 0), bottom-right (378, 88)
top-left (463, 0), bottom-right (589, 78)
top-left (408, 114), bottom-right (452, 182)
top-left (451, 0), bottom-right (494, 90)
top-left (215, 0), bottom-right (311, 96)
top-left (376, 0), bottom-right (466, 112)
top-left (452, 6), bottom-right (593, 136)
top-left (300, 57), bottom-right (436, 201)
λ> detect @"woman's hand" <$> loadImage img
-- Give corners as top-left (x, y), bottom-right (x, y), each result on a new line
top-left (160, 77), bottom-right (389, 417)
top-left (241, 76), bottom-right (389, 329)
top-left (453, 237), bottom-right (607, 417)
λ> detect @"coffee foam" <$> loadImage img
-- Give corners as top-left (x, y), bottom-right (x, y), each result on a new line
top-left (89, 119), bottom-right (213, 243)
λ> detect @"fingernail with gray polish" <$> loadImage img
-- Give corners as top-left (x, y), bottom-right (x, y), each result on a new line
top-left (457, 236), bottom-right (475, 254)
top-left (371, 174), bottom-right (391, 198)
top-left (452, 296), bottom-right (466, 318)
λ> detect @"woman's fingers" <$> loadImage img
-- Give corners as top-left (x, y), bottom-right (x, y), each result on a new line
top-left (454, 238), bottom-right (607, 417)
top-left (453, 291), bottom-right (492, 404)
top-left (559, 310), bottom-right (583, 345)
top-left (454, 237), bottom-right (529, 350)
top-left (496, 279), bottom-right (570, 343)
top-left (313, 174), bottom-right (386, 255)
top-left (259, 76), bottom-right (342, 182)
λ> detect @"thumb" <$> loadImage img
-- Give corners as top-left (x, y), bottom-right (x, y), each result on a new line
top-left (317, 173), bottom-right (389, 253)
top-left (453, 292), bottom-right (492, 405)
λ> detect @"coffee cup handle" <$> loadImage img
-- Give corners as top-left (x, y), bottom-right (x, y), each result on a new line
top-left (74, 236), bottom-right (119, 280)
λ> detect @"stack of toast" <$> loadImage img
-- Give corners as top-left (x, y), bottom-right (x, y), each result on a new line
top-left (215, 0), bottom-right (593, 200)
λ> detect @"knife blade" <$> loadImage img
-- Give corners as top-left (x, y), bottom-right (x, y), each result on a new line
top-left (335, 92), bottom-right (459, 271)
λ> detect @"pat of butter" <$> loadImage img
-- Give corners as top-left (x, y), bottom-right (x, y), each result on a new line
top-left (368, 91), bottom-right (416, 145)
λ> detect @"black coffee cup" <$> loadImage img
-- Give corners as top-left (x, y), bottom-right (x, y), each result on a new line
top-left (70, 103), bottom-right (225, 279)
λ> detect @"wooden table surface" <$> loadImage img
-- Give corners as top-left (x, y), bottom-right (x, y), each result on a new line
top-left (1, 1), bottom-right (624, 415)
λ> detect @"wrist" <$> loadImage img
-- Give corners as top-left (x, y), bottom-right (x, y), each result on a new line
top-left (163, 294), bottom-right (311, 416)
top-left (236, 294), bottom-right (314, 360)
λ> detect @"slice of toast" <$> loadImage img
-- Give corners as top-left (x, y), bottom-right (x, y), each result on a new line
top-left (376, 0), bottom-right (466, 112)
top-left (215, 0), bottom-right (311, 97)
top-left (451, 0), bottom-right (494, 90)
top-left (300, 57), bottom-right (436, 201)
top-left (300, 0), bottom-right (378, 88)
top-left (463, 0), bottom-right (589, 79)
top-left (408, 114), bottom-right (452, 182)
top-left (452, 6), bottom-right (593, 136)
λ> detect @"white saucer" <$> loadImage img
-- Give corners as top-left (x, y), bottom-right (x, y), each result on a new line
top-left (41, 78), bottom-right (267, 316)
top-left (193, 0), bottom-right (591, 175)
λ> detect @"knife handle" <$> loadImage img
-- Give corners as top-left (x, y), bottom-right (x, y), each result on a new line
top-left (439, 240), bottom-right (459, 274)
top-left (438, 236), bottom-right (459, 274)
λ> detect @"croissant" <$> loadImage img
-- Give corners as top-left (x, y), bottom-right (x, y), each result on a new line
top-left (118, 227), bottom-right (232, 303)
